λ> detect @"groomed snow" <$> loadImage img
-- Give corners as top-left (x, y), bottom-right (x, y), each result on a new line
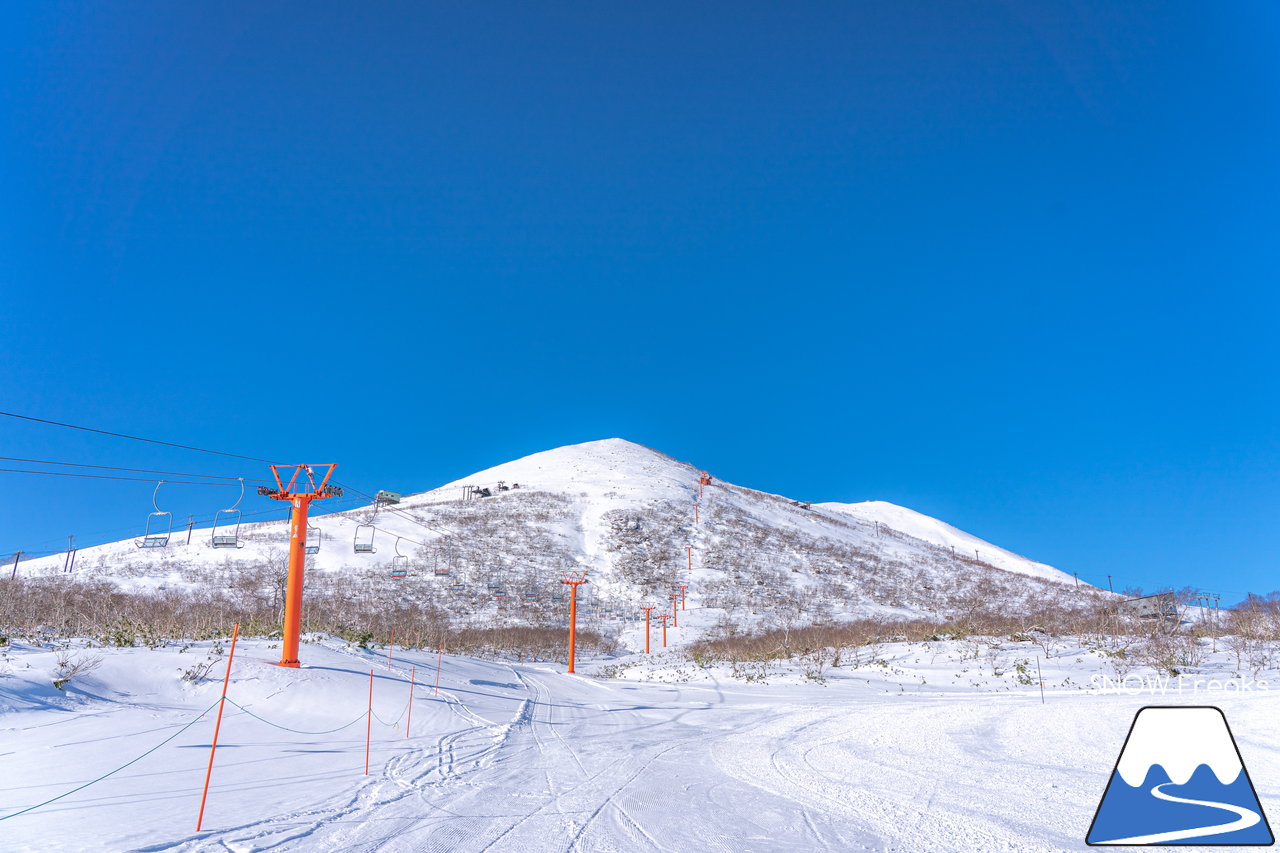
top-left (3, 634), bottom-right (1277, 852)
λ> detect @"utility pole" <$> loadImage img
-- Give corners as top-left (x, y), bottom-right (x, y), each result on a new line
top-left (561, 569), bottom-right (589, 674)
top-left (258, 464), bottom-right (342, 668)
top-left (10, 551), bottom-right (21, 579)
top-left (63, 536), bottom-right (73, 573)
top-left (1073, 572), bottom-right (1079, 588)
top-left (641, 602), bottom-right (655, 654)
top-left (1107, 575), bottom-right (1113, 593)
top-left (186, 514), bottom-right (194, 546)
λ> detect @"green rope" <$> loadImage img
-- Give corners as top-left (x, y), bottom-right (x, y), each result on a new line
top-left (0, 698), bottom-right (223, 822)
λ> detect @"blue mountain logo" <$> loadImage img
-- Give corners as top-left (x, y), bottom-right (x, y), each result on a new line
top-left (1088, 706), bottom-right (1274, 846)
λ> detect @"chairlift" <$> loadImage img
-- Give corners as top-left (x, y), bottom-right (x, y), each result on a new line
top-left (486, 582), bottom-right (502, 591)
top-left (551, 593), bottom-right (565, 603)
top-left (354, 524), bottom-right (376, 554)
top-left (390, 537), bottom-right (409, 578)
top-left (135, 481), bottom-right (172, 548)
top-left (449, 581), bottom-right (465, 592)
top-left (492, 589), bottom-right (506, 599)
top-left (524, 591), bottom-right (538, 601)
top-left (305, 522), bottom-right (322, 555)
top-left (433, 551), bottom-right (450, 577)
top-left (211, 478), bottom-right (245, 548)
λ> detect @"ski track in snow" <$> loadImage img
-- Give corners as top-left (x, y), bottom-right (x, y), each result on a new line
top-left (4, 639), bottom-right (1279, 853)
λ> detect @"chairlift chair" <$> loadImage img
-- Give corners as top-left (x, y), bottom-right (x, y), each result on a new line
top-left (211, 479), bottom-right (245, 548)
top-left (524, 591), bottom-right (538, 601)
top-left (135, 481), bottom-right (172, 548)
top-left (390, 537), bottom-right (409, 578)
top-left (492, 589), bottom-right (506, 599)
top-left (354, 524), bottom-right (376, 554)
top-left (305, 523), bottom-right (322, 555)
top-left (449, 582), bottom-right (465, 592)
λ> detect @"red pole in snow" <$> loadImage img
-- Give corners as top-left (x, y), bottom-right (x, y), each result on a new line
top-left (365, 669), bottom-right (373, 775)
top-left (561, 570), bottom-right (589, 674)
top-left (641, 604), bottom-right (655, 654)
top-left (687, 545), bottom-right (691, 572)
top-left (679, 584), bottom-right (687, 611)
top-left (434, 639), bottom-right (444, 696)
top-left (196, 623), bottom-right (240, 832)
top-left (406, 666), bottom-right (415, 738)
top-left (695, 503), bottom-right (699, 524)
top-left (659, 615), bottom-right (669, 648)
top-left (671, 593), bottom-right (679, 628)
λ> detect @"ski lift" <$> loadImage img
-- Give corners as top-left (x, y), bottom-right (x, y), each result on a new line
top-left (135, 481), bottom-right (172, 548)
top-left (551, 593), bottom-right (565, 603)
top-left (211, 478), bottom-right (245, 548)
top-left (390, 537), bottom-right (409, 578)
top-left (449, 581), bottom-right (465, 592)
top-left (492, 589), bottom-right (506, 599)
top-left (433, 554), bottom-right (450, 577)
top-left (354, 524), bottom-right (376, 554)
top-left (523, 591), bottom-right (538, 601)
top-left (305, 522), bottom-right (322, 555)
top-left (486, 582), bottom-right (502, 591)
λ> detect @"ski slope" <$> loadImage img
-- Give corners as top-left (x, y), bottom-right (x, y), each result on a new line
top-left (4, 637), bottom-right (1277, 852)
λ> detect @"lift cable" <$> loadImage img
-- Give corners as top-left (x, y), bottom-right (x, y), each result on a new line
top-left (0, 456), bottom-right (271, 483)
top-left (0, 410), bottom-right (274, 463)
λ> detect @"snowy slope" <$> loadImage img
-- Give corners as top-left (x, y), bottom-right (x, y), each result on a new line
top-left (11, 439), bottom-right (1088, 637)
top-left (816, 500), bottom-right (1067, 583)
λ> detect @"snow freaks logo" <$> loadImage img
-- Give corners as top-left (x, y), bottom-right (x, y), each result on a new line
top-left (1086, 706), bottom-right (1274, 846)
top-left (1089, 675), bottom-right (1271, 696)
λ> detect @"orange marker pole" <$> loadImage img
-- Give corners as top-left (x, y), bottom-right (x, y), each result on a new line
top-left (679, 584), bottom-right (687, 611)
top-left (365, 669), bottom-right (373, 775)
top-left (388, 629), bottom-right (394, 670)
top-left (672, 595), bottom-right (678, 628)
top-left (196, 622), bottom-right (240, 832)
top-left (687, 545), bottom-right (691, 572)
top-left (695, 503), bottom-right (699, 524)
top-left (406, 666), bottom-right (415, 738)
top-left (434, 639), bottom-right (444, 696)
top-left (660, 615), bottom-right (669, 648)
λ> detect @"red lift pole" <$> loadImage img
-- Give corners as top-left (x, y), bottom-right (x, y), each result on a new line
top-left (658, 614), bottom-right (670, 648)
top-left (561, 569), bottom-right (589, 673)
top-left (258, 464), bottom-right (342, 668)
top-left (670, 592), bottom-right (679, 628)
top-left (641, 603), bottom-right (655, 654)
top-left (678, 584), bottom-right (688, 611)
top-left (686, 544), bottom-right (692, 572)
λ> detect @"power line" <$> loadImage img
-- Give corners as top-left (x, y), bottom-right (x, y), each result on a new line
top-left (0, 468), bottom-right (243, 486)
top-left (0, 456), bottom-right (270, 483)
top-left (0, 410), bottom-right (274, 463)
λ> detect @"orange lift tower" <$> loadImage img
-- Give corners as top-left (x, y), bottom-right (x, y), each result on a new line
top-left (640, 602), bottom-right (656, 654)
top-left (699, 470), bottom-right (712, 498)
top-left (657, 613), bottom-right (671, 648)
top-left (561, 569), bottom-right (589, 673)
top-left (677, 583), bottom-right (688, 611)
top-left (670, 592), bottom-right (679, 628)
top-left (686, 544), bottom-right (692, 572)
top-left (258, 464), bottom-right (342, 668)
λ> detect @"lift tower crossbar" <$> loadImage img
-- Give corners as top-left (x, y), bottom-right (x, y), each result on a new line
top-left (259, 464), bottom-right (342, 668)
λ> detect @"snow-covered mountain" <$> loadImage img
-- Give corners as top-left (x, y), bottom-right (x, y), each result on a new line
top-left (14, 438), bottom-right (1090, 629)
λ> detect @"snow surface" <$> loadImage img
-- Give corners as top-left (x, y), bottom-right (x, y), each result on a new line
top-left (817, 500), bottom-right (1066, 583)
top-left (3, 636), bottom-right (1278, 852)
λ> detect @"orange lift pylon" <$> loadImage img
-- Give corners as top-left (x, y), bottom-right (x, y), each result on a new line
top-left (258, 464), bottom-right (342, 668)
top-left (699, 470), bottom-right (712, 498)
top-left (561, 569), bottom-right (589, 673)
top-left (686, 544), bottom-right (692, 572)
top-left (677, 583), bottom-right (688, 611)
top-left (670, 592), bottom-right (679, 628)
top-left (640, 602), bottom-right (656, 654)
top-left (657, 613), bottom-right (670, 648)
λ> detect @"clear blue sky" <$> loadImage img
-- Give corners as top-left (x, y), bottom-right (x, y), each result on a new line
top-left (2, 2), bottom-right (1277, 601)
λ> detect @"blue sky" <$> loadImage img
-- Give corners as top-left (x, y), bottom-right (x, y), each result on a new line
top-left (2, 2), bottom-right (1277, 600)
